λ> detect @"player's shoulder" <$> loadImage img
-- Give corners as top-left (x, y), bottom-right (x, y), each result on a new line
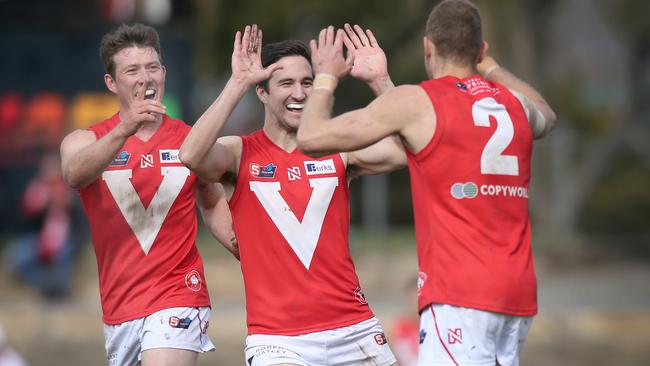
top-left (164, 114), bottom-right (191, 132)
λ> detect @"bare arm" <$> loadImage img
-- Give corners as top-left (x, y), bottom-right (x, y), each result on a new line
top-left (196, 180), bottom-right (239, 260)
top-left (298, 26), bottom-right (424, 157)
top-left (478, 56), bottom-right (557, 138)
top-left (339, 24), bottom-right (406, 176)
top-left (60, 84), bottom-right (166, 189)
top-left (346, 135), bottom-right (407, 177)
top-left (180, 24), bottom-right (279, 182)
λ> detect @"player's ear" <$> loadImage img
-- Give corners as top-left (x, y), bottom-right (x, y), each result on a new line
top-left (255, 85), bottom-right (268, 104)
top-left (422, 36), bottom-right (432, 61)
top-left (104, 74), bottom-right (117, 94)
top-left (477, 41), bottom-right (489, 64)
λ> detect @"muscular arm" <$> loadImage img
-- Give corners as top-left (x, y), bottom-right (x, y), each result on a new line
top-left (478, 56), bottom-right (557, 138)
top-left (196, 180), bottom-right (239, 260)
top-left (346, 135), bottom-right (407, 177)
top-left (60, 127), bottom-right (128, 189)
top-left (60, 82), bottom-right (166, 189)
top-left (179, 78), bottom-right (247, 182)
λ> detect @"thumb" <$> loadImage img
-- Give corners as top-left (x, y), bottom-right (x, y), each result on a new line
top-left (264, 62), bottom-right (282, 78)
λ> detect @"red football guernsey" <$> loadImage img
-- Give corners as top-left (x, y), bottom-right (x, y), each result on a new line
top-left (410, 76), bottom-right (537, 316)
top-left (229, 130), bottom-right (374, 335)
top-left (79, 114), bottom-right (210, 324)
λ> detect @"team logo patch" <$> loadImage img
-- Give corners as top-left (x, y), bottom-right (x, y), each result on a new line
top-left (185, 269), bottom-right (202, 292)
top-left (354, 286), bottom-right (367, 304)
top-left (448, 328), bottom-right (463, 344)
top-left (450, 182), bottom-right (478, 199)
top-left (140, 154), bottom-right (154, 168)
top-left (287, 166), bottom-right (302, 181)
top-left (304, 159), bottom-right (336, 175)
top-left (169, 316), bottom-right (192, 329)
top-left (110, 151), bottom-right (131, 166)
top-left (417, 272), bottom-right (428, 296)
top-left (374, 332), bottom-right (388, 345)
top-left (160, 149), bottom-right (181, 163)
top-left (250, 163), bottom-right (277, 178)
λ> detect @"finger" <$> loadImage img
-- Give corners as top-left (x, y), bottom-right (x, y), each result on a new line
top-left (318, 28), bottom-right (326, 47)
top-left (242, 25), bottom-right (251, 54)
top-left (334, 29), bottom-right (344, 53)
top-left (366, 29), bottom-right (379, 48)
top-left (353, 24), bottom-right (369, 46)
top-left (250, 24), bottom-right (258, 52)
top-left (344, 23), bottom-right (362, 49)
top-left (134, 83), bottom-right (146, 101)
top-left (310, 39), bottom-right (318, 56)
top-left (233, 31), bottom-right (242, 53)
top-left (264, 62), bottom-right (282, 78)
top-left (326, 25), bottom-right (335, 46)
top-left (342, 31), bottom-right (356, 55)
top-left (257, 29), bottom-right (263, 54)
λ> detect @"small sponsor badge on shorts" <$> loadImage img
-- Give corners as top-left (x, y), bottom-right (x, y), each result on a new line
top-left (374, 332), bottom-right (388, 345)
top-left (169, 316), bottom-right (192, 329)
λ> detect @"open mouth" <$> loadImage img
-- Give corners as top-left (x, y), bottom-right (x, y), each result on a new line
top-left (144, 88), bottom-right (156, 100)
top-left (286, 103), bottom-right (304, 113)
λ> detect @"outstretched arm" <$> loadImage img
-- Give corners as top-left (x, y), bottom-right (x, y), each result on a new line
top-left (297, 26), bottom-right (414, 158)
top-left (180, 24), bottom-right (280, 182)
top-left (339, 24), bottom-right (406, 176)
top-left (478, 55), bottom-right (557, 139)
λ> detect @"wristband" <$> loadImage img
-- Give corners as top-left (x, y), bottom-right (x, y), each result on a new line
top-left (482, 65), bottom-right (500, 79)
top-left (313, 73), bottom-right (338, 92)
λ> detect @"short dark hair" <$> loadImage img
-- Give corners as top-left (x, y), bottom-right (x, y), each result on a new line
top-left (259, 40), bottom-right (311, 91)
top-left (425, 0), bottom-right (483, 65)
top-left (100, 23), bottom-right (162, 78)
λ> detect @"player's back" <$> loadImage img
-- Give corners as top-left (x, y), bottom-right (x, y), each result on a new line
top-left (410, 75), bottom-right (537, 316)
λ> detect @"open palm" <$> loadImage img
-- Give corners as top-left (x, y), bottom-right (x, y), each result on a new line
top-left (343, 24), bottom-right (388, 84)
top-left (231, 24), bottom-right (278, 86)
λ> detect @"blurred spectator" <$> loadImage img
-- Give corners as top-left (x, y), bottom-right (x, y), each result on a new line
top-left (0, 325), bottom-right (27, 366)
top-left (3, 152), bottom-right (78, 300)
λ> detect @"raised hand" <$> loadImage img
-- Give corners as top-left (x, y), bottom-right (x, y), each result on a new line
top-left (342, 24), bottom-right (393, 95)
top-left (118, 83), bottom-right (166, 136)
top-left (231, 24), bottom-right (280, 87)
top-left (309, 25), bottom-right (352, 79)
top-left (342, 24), bottom-right (389, 83)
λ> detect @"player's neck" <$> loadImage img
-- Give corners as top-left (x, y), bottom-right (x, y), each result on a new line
top-left (262, 122), bottom-right (297, 153)
top-left (431, 59), bottom-right (476, 80)
top-left (132, 115), bottom-right (164, 142)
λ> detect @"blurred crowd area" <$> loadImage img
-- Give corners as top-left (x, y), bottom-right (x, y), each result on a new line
top-left (0, 0), bottom-right (649, 365)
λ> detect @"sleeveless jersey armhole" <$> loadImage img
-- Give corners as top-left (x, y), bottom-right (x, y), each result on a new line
top-left (407, 82), bottom-right (446, 162)
top-left (227, 136), bottom-right (247, 208)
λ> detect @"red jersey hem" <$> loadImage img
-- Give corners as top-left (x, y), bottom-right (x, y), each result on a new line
top-left (247, 313), bottom-right (375, 336)
top-left (419, 298), bottom-right (537, 317)
top-left (102, 300), bottom-right (211, 325)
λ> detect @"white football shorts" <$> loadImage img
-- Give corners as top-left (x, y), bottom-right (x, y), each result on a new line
top-left (103, 306), bottom-right (214, 366)
top-left (245, 316), bottom-right (397, 366)
top-left (418, 304), bottom-right (533, 366)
